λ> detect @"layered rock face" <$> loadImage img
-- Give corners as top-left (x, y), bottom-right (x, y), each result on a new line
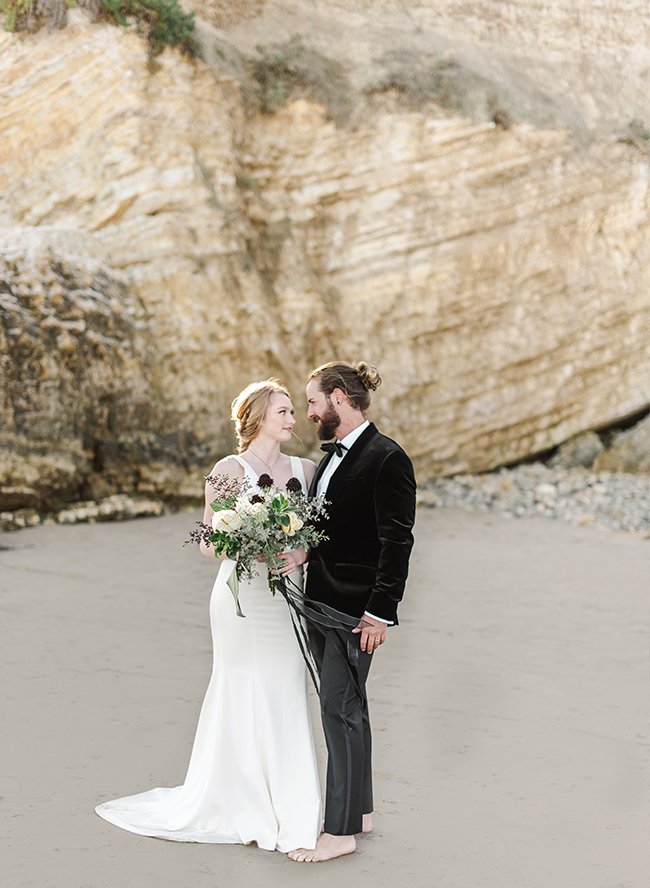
top-left (0, 11), bottom-right (649, 512)
top-left (0, 228), bottom-right (189, 510)
top-left (0, 24), bottom-right (339, 508)
top-left (239, 103), bottom-right (649, 475)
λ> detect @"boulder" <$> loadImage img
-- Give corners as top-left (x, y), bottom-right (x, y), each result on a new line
top-left (548, 432), bottom-right (604, 470)
top-left (594, 415), bottom-right (650, 475)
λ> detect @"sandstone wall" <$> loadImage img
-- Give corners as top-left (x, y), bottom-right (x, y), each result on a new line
top-left (240, 100), bottom-right (650, 475)
top-left (1, 20), bottom-right (649, 509)
top-left (0, 24), bottom-right (338, 506)
top-left (0, 228), bottom-right (161, 508)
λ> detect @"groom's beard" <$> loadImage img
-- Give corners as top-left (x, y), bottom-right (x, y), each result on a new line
top-left (314, 398), bottom-right (341, 441)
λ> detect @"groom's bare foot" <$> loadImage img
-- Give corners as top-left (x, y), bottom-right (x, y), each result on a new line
top-left (362, 813), bottom-right (372, 833)
top-left (288, 833), bottom-right (356, 862)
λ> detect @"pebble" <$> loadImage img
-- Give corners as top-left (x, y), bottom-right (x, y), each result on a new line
top-left (418, 463), bottom-right (650, 535)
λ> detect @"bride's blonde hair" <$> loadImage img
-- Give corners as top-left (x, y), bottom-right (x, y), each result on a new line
top-left (231, 379), bottom-right (291, 453)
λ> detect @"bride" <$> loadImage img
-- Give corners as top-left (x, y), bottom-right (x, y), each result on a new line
top-left (95, 379), bottom-right (321, 853)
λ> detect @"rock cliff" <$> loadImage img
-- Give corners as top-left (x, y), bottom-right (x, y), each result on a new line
top-left (219, 0), bottom-right (650, 136)
top-left (0, 8), bottom-right (649, 512)
top-left (0, 227), bottom-right (157, 511)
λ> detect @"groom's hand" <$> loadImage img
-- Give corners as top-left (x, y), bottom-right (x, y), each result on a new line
top-left (352, 615), bottom-right (386, 652)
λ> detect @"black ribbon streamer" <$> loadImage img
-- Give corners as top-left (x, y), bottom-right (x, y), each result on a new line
top-left (272, 574), bottom-right (368, 707)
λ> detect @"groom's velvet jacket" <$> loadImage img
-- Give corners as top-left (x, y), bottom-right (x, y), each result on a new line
top-left (306, 423), bottom-right (416, 625)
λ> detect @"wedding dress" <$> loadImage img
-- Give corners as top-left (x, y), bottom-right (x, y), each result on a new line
top-left (96, 456), bottom-right (322, 852)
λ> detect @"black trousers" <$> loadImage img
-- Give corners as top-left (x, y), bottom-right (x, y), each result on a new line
top-left (309, 626), bottom-right (374, 836)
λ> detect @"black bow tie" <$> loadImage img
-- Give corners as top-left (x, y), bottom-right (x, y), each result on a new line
top-left (321, 441), bottom-right (348, 457)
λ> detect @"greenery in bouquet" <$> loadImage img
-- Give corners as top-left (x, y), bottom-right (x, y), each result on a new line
top-left (186, 471), bottom-right (328, 616)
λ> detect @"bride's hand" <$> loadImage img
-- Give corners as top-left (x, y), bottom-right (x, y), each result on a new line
top-left (278, 547), bottom-right (307, 576)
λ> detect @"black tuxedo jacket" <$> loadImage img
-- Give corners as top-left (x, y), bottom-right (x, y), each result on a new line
top-left (306, 423), bottom-right (416, 625)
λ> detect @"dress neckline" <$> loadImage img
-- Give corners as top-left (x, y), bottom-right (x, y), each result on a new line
top-left (233, 453), bottom-right (306, 493)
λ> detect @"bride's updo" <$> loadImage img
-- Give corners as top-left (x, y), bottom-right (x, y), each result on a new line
top-left (231, 379), bottom-right (291, 453)
top-left (307, 361), bottom-right (382, 412)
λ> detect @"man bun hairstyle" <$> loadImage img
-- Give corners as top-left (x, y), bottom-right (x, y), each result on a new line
top-left (355, 361), bottom-right (382, 392)
top-left (308, 361), bottom-right (382, 413)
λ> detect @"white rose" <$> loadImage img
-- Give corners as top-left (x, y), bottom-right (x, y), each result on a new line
top-left (211, 509), bottom-right (243, 532)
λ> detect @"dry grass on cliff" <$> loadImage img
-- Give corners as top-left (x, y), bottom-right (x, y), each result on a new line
top-left (200, 34), bottom-right (568, 131)
top-left (364, 51), bottom-right (552, 129)
top-left (243, 37), bottom-right (353, 125)
top-left (198, 33), bottom-right (354, 124)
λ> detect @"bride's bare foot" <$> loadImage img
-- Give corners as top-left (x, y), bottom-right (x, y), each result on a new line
top-left (362, 813), bottom-right (372, 833)
top-left (288, 833), bottom-right (356, 862)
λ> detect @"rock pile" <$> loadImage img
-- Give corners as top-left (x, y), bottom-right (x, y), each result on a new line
top-left (0, 494), bottom-right (166, 531)
top-left (418, 463), bottom-right (650, 535)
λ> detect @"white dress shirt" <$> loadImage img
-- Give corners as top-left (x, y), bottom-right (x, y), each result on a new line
top-left (316, 420), bottom-right (392, 626)
top-left (317, 420), bottom-right (369, 498)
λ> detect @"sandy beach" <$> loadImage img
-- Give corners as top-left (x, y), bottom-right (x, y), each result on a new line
top-left (1, 508), bottom-right (647, 888)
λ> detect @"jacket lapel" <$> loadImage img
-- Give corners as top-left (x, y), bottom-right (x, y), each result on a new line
top-left (322, 423), bottom-right (377, 504)
top-left (309, 450), bottom-right (333, 496)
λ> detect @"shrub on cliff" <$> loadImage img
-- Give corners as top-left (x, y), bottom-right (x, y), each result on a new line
top-left (366, 53), bottom-right (515, 127)
top-left (247, 38), bottom-right (352, 125)
top-left (100, 0), bottom-right (196, 57)
top-left (1, 0), bottom-right (197, 57)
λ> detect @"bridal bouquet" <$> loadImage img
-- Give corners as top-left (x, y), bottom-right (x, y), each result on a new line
top-left (186, 472), bottom-right (328, 617)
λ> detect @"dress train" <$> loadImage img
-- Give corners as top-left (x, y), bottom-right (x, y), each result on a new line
top-left (96, 456), bottom-right (321, 852)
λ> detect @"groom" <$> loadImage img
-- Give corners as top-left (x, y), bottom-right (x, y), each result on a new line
top-left (289, 361), bottom-right (416, 863)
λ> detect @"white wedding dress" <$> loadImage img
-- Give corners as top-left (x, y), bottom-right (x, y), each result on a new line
top-left (96, 456), bottom-right (322, 852)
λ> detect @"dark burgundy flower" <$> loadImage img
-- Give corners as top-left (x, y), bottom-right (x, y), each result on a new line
top-left (286, 477), bottom-right (302, 493)
top-left (257, 474), bottom-right (273, 489)
top-left (251, 494), bottom-right (264, 504)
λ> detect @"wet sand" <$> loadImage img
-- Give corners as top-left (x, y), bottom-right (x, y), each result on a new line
top-left (0, 508), bottom-right (647, 888)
